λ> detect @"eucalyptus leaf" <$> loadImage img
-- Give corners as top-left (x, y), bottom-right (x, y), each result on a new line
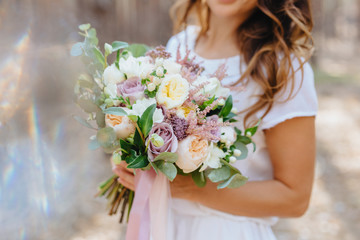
top-left (95, 111), bottom-right (105, 128)
top-left (103, 107), bottom-right (128, 116)
top-left (104, 43), bottom-right (113, 56)
top-left (73, 115), bottom-right (97, 130)
top-left (112, 41), bottom-right (129, 51)
top-left (70, 42), bottom-right (83, 56)
top-left (88, 138), bottom-right (101, 150)
top-left (237, 135), bottom-right (252, 145)
top-left (155, 161), bottom-right (177, 181)
top-left (207, 166), bottom-right (231, 183)
top-left (234, 141), bottom-right (248, 160)
top-left (217, 173), bottom-right (248, 189)
top-left (96, 127), bottom-right (117, 148)
top-left (93, 47), bottom-right (105, 68)
top-left (192, 171), bottom-right (206, 188)
top-left (78, 79), bottom-right (93, 89)
top-left (79, 23), bottom-right (91, 31)
top-left (88, 28), bottom-right (97, 38)
top-left (153, 152), bottom-right (178, 163)
top-left (77, 98), bottom-right (100, 113)
top-left (126, 44), bottom-right (150, 57)
top-left (139, 104), bottom-right (156, 137)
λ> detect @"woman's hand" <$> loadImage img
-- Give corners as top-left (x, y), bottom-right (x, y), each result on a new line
top-left (110, 157), bottom-right (135, 191)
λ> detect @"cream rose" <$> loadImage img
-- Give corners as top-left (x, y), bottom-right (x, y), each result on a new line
top-left (105, 114), bottom-right (135, 139)
top-left (103, 64), bottom-right (125, 86)
top-left (156, 74), bottom-right (189, 109)
top-left (192, 76), bottom-right (230, 98)
top-left (175, 135), bottom-right (210, 173)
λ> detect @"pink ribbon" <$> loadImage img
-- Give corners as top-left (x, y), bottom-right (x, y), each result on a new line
top-left (126, 169), bottom-right (170, 240)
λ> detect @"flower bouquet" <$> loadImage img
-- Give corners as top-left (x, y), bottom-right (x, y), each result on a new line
top-left (72, 24), bottom-right (258, 225)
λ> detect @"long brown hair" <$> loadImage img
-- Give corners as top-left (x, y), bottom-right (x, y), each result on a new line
top-left (170, 0), bottom-right (314, 127)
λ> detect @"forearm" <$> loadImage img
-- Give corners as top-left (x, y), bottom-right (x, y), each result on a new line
top-left (192, 178), bottom-right (310, 218)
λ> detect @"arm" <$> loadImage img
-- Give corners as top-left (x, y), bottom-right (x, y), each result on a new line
top-left (170, 116), bottom-right (316, 217)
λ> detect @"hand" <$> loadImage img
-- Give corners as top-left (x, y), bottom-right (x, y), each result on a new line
top-left (170, 174), bottom-right (205, 202)
top-left (110, 157), bottom-right (135, 191)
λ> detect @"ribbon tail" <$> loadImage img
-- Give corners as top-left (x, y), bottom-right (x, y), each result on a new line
top-left (149, 173), bottom-right (171, 240)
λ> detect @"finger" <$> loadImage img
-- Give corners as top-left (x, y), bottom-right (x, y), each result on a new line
top-left (118, 176), bottom-right (135, 191)
top-left (119, 161), bottom-right (134, 173)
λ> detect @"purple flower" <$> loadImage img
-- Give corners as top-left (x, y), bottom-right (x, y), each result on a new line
top-left (117, 76), bottom-right (145, 104)
top-left (147, 122), bottom-right (178, 161)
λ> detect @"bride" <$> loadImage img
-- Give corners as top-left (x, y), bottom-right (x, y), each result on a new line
top-left (112, 0), bottom-right (317, 239)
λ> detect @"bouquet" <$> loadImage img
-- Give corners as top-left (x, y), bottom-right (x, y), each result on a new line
top-left (71, 24), bottom-right (258, 225)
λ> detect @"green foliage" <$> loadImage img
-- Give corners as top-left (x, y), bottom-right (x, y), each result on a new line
top-left (219, 95), bottom-right (233, 118)
top-left (77, 98), bottom-right (101, 113)
top-left (217, 173), bottom-right (248, 189)
top-left (138, 104), bottom-right (156, 137)
top-left (206, 166), bottom-right (231, 183)
top-left (192, 171), bottom-right (207, 188)
top-left (103, 107), bottom-right (128, 116)
top-left (233, 141), bottom-right (248, 160)
top-left (70, 42), bottom-right (83, 56)
top-left (73, 115), bottom-right (97, 130)
top-left (96, 127), bottom-right (117, 148)
top-left (88, 138), bottom-right (101, 150)
top-left (79, 23), bottom-right (91, 31)
top-left (154, 161), bottom-right (177, 181)
top-left (126, 44), bottom-right (150, 57)
top-left (153, 152), bottom-right (178, 163)
top-left (144, 89), bottom-right (157, 98)
top-left (112, 41), bottom-right (129, 52)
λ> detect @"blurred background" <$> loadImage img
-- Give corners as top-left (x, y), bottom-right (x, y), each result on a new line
top-left (0, 0), bottom-right (359, 239)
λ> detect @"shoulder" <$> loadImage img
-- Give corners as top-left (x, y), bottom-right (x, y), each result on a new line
top-left (165, 25), bottom-right (200, 57)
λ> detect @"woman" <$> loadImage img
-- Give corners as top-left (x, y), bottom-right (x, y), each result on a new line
top-left (113, 0), bottom-right (317, 239)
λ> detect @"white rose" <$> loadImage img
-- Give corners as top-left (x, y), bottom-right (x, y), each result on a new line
top-left (156, 74), bottom-right (189, 109)
top-left (192, 76), bottom-right (230, 98)
top-left (220, 127), bottom-right (237, 146)
top-left (103, 64), bottom-right (125, 86)
top-left (163, 59), bottom-right (182, 75)
top-left (130, 98), bottom-right (164, 123)
top-left (104, 83), bottom-right (118, 99)
top-left (200, 142), bottom-right (225, 171)
top-left (119, 56), bottom-right (154, 79)
top-left (105, 114), bottom-right (135, 139)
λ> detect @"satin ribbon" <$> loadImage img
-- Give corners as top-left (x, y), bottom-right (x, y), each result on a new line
top-left (126, 169), bottom-right (170, 240)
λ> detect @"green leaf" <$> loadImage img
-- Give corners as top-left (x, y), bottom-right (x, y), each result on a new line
top-left (73, 115), bottom-right (97, 130)
top-left (126, 44), bottom-right (150, 57)
top-left (217, 173), bottom-right (248, 189)
top-left (79, 23), bottom-right (91, 31)
top-left (104, 43), bottom-right (113, 56)
top-left (234, 141), bottom-right (248, 160)
top-left (93, 47), bottom-right (105, 68)
top-left (96, 127), bottom-right (117, 148)
top-left (245, 119), bottom-right (261, 137)
top-left (223, 112), bottom-right (237, 122)
top-left (120, 139), bottom-right (133, 154)
top-left (112, 41), bottom-right (129, 51)
top-left (207, 166), bottom-right (231, 183)
top-left (95, 111), bottom-right (106, 128)
top-left (77, 98), bottom-right (100, 113)
top-left (234, 127), bottom-right (242, 135)
top-left (154, 161), bottom-right (177, 181)
top-left (219, 95), bottom-right (233, 118)
top-left (133, 127), bottom-right (145, 148)
top-left (103, 107), bottom-right (128, 116)
top-left (88, 28), bottom-right (97, 38)
top-left (153, 152), bottom-right (178, 163)
top-left (70, 42), bottom-right (83, 56)
top-left (88, 138), bottom-right (101, 150)
top-left (139, 104), bottom-right (156, 137)
top-left (128, 115), bottom-right (138, 122)
top-left (127, 154), bottom-right (149, 169)
top-left (237, 135), bottom-right (252, 145)
top-left (192, 171), bottom-right (207, 188)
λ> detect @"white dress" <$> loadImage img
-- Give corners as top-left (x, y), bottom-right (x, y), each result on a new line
top-left (165, 26), bottom-right (318, 240)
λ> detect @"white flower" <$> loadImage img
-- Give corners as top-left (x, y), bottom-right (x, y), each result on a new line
top-left (231, 107), bottom-right (239, 114)
top-left (104, 83), bottom-right (118, 99)
top-left (218, 98), bottom-right (226, 106)
top-left (130, 98), bottom-right (164, 123)
top-left (153, 77), bottom-right (162, 86)
top-left (156, 74), bottom-right (189, 109)
top-left (192, 76), bottom-right (230, 98)
top-left (156, 66), bottom-right (164, 77)
top-left (233, 149), bottom-right (242, 157)
top-left (220, 127), bottom-right (237, 146)
top-left (119, 56), bottom-right (154, 79)
top-left (155, 57), bottom-right (164, 67)
top-left (229, 156), bottom-right (237, 163)
top-left (163, 59), bottom-right (182, 75)
top-left (147, 82), bottom-right (156, 92)
top-left (200, 143), bottom-right (225, 171)
top-left (103, 64), bottom-right (125, 86)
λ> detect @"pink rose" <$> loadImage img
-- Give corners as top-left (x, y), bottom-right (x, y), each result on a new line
top-left (117, 76), bottom-right (145, 104)
top-left (147, 122), bottom-right (178, 161)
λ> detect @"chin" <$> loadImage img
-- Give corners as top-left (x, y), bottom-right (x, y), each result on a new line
top-left (206, 0), bottom-right (257, 18)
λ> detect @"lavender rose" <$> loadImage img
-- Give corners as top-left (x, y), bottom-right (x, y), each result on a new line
top-left (147, 122), bottom-right (178, 161)
top-left (117, 76), bottom-right (145, 104)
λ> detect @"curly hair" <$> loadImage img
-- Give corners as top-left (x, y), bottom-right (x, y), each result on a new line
top-left (170, 0), bottom-right (314, 128)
